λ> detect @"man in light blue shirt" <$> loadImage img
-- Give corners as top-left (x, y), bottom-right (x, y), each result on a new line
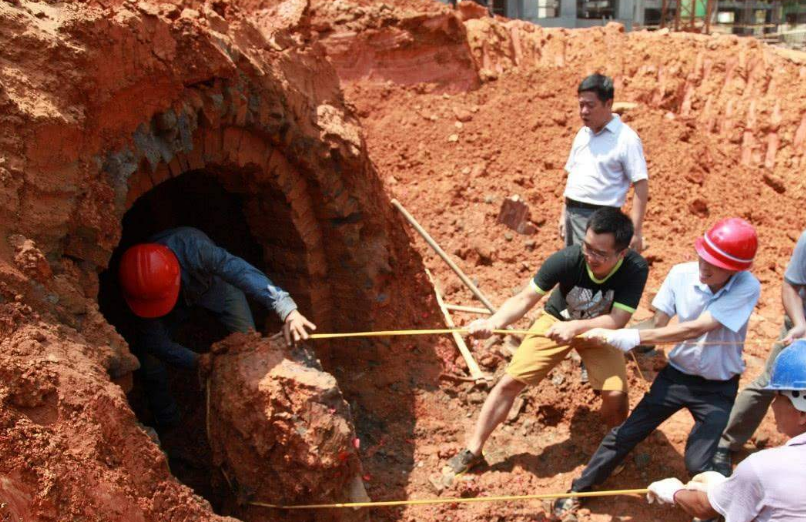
top-left (554, 218), bottom-right (760, 517)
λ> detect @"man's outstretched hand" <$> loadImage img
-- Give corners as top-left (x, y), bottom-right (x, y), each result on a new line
top-left (283, 309), bottom-right (317, 346)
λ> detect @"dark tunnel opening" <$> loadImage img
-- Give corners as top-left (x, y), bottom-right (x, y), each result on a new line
top-left (97, 170), bottom-right (275, 512)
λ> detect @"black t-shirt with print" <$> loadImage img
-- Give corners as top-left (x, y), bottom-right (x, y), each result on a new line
top-left (533, 245), bottom-right (649, 321)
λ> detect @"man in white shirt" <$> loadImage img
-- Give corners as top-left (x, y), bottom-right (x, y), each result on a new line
top-left (553, 218), bottom-right (760, 516)
top-left (712, 229), bottom-right (806, 475)
top-left (560, 73), bottom-right (649, 253)
top-left (645, 340), bottom-right (806, 522)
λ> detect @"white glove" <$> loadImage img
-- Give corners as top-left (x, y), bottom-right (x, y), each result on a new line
top-left (647, 477), bottom-right (684, 505)
top-left (600, 329), bottom-right (641, 352)
top-left (686, 471), bottom-right (727, 493)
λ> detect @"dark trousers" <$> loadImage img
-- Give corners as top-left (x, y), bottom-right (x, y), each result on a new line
top-left (572, 365), bottom-right (739, 491)
top-left (719, 317), bottom-right (792, 451)
top-left (139, 281), bottom-right (255, 426)
top-left (564, 199), bottom-right (610, 247)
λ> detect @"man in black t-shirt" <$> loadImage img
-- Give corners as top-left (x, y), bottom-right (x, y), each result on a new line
top-left (446, 208), bottom-right (649, 475)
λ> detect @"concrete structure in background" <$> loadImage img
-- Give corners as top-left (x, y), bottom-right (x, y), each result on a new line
top-left (439, 0), bottom-right (806, 37)
top-left (439, 0), bottom-right (640, 29)
top-left (500, 0), bottom-right (640, 28)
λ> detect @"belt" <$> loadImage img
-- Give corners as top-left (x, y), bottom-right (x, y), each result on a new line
top-left (565, 198), bottom-right (608, 211)
top-left (663, 364), bottom-right (740, 386)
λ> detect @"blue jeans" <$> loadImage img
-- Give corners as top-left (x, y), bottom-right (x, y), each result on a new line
top-left (140, 281), bottom-right (255, 426)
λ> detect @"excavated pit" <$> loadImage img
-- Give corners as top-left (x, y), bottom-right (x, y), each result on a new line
top-left (6, 1), bottom-right (806, 521)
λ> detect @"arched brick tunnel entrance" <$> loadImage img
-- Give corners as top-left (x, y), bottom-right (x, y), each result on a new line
top-left (0, 4), bottom-right (445, 515)
top-left (83, 83), bottom-right (443, 517)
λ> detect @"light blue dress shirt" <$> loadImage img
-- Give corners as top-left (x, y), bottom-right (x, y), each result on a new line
top-left (652, 262), bottom-right (761, 381)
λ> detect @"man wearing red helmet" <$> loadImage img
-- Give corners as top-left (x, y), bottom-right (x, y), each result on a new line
top-left (119, 227), bottom-right (315, 427)
top-left (554, 218), bottom-right (761, 517)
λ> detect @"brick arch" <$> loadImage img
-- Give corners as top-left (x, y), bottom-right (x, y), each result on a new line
top-left (121, 117), bottom-right (332, 331)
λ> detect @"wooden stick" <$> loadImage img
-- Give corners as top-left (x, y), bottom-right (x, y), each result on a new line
top-left (445, 304), bottom-right (492, 315)
top-left (438, 372), bottom-right (481, 383)
top-left (392, 199), bottom-right (497, 313)
top-left (426, 269), bottom-right (487, 381)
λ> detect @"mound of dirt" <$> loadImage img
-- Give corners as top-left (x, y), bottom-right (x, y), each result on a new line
top-left (314, 5), bottom-right (804, 521)
top-left (207, 332), bottom-right (368, 521)
top-left (0, 0), bottom-right (433, 519)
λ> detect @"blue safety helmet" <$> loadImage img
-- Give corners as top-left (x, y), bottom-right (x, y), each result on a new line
top-left (767, 340), bottom-right (806, 412)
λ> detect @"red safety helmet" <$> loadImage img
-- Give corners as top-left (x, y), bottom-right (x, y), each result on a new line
top-left (119, 243), bottom-right (181, 318)
top-left (695, 218), bottom-right (757, 272)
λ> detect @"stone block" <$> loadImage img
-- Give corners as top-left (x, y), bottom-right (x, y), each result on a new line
top-left (209, 333), bottom-right (368, 520)
top-left (176, 152), bottom-right (190, 173)
top-left (202, 128), bottom-right (223, 163)
top-left (125, 171), bottom-right (154, 209)
top-left (236, 131), bottom-right (269, 168)
top-left (167, 156), bottom-right (184, 178)
top-left (497, 195), bottom-right (530, 231)
top-left (185, 135), bottom-right (205, 171)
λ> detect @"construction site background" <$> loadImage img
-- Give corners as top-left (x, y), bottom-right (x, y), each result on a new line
top-left (440, 0), bottom-right (806, 48)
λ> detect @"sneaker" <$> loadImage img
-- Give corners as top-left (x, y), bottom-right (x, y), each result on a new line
top-left (446, 449), bottom-right (484, 475)
top-left (552, 494), bottom-right (580, 519)
top-left (710, 447), bottom-right (732, 477)
top-left (579, 362), bottom-right (589, 384)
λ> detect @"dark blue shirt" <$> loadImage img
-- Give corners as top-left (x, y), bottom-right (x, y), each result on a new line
top-left (134, 227), bottom-right (297, 368)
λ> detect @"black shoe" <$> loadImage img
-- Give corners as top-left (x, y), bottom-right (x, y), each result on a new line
top-left (552, 494), bottom-right (581, 519)
top-left (446, 449), bottom-right (484, 475)
top-left (710, 447), bottom-right (732, 477)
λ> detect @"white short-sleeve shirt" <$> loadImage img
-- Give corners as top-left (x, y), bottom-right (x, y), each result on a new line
top-left (651, 262), bottom-right (761, 381)
top-left (563, 114), bottom-right (648, 208)
top-left (707, 432), bottom-right (806, 522)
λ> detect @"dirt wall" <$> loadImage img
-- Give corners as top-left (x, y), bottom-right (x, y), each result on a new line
top-left (0, 0), bottom-right (433, 519)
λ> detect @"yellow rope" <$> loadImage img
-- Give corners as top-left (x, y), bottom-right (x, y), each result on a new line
top-left (309, 328), bottom-right (774, 345)
top-left (249, 487), bottom-right (649, 509)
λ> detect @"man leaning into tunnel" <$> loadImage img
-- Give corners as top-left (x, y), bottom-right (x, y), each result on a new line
top-left (119, 226), bottom-right (316, 428)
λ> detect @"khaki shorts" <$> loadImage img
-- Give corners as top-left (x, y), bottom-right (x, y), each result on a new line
top-left (506, 314), bottom-right (628, 392)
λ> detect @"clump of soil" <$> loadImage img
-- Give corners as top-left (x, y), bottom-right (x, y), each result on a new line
top-left (1, 1), bottom-right (803, 521)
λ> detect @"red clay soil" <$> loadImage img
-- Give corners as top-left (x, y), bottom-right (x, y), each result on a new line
top-left (0, 0), bottom-right (433, 520)
top-left (207, 332), bottom-right (368, 522)
top-left (2, 1), bottom-right (806, 521)
top-left (313, 4), bottom-right (806, 522)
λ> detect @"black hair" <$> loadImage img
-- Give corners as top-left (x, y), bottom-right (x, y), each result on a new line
top-left (586, 207), bottom-right (634, 251)
top-left (578, 74), bottom-right (615, 103)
